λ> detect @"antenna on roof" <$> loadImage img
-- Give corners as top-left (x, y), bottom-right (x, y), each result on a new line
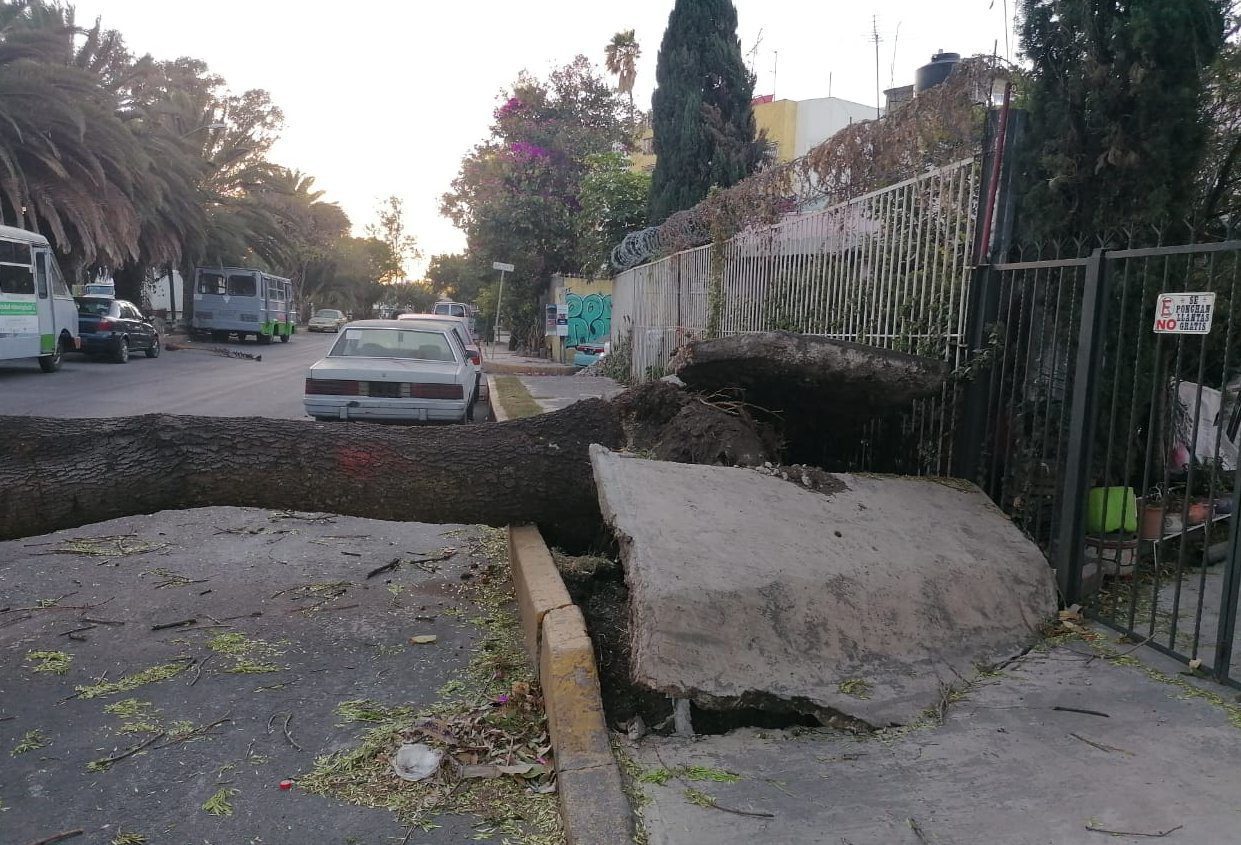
top-left (869, 14), bottom-right (884, 119)
top-left (889, 21), bottom-right (901, 86)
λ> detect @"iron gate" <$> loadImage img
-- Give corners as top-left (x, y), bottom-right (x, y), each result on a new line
top-left (960, 238), bottom-right (1241, 687)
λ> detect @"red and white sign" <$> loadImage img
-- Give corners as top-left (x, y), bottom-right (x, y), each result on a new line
top-left (1153, 292), bottom-right (1215, 335)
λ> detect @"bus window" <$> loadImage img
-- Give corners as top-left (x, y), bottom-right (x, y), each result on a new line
top-left (227, 274), bottom-right (256, 296)
top-left (35, 253), bottom-right (48, 298)
top-left (198, 273), bottom-right (225, 295)
top-left (0, 264), bottom-right (34, 295)
top-left (49, 259), bottom-right (71, 297)
top-left (266, 278), bottom-right (282, 301)
top-left (0, 240), bottom-right (31, 265)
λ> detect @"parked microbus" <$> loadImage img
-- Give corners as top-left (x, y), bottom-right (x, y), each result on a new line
top-left (191, 267), bottom-right (295, 343)
top-left (0, 225), bottom-right (79, 373)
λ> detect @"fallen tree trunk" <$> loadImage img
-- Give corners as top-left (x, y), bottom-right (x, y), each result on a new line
top-left (0, 383), bottom-right (773, 545)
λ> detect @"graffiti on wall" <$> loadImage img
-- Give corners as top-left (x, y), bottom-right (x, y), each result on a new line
top-left (565, 290), bottom-right (612, 347)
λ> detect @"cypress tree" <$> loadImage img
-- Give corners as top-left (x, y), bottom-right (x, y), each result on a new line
top-left (648, 0), bottom-right (758, 223)
top-left (1018, 0), bottom-right (1227, 239)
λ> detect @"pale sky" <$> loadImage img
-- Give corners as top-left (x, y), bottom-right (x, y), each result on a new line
top-left (77, 0), bottom-right (1016, 274)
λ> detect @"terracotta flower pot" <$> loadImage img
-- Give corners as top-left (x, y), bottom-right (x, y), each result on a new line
top-left (1140, 504), bottom-right (1166, 540)
top-left (1187, 501), bottom-right (1212, 525)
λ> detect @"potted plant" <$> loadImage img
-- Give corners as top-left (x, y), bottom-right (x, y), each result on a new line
top-left (1140, 485), bottom-right (1168, 541)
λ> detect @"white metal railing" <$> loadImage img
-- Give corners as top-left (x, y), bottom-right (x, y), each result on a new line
top-left (612, 158), bottom-right (981, 380)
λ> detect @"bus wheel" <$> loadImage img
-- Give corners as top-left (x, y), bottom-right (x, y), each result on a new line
top-left (211, 331), bottom-right (227, 342)
top-left (38, 349), bottom-right (62, 373)
top-left (279, 331), bottom-right (290, 343)
top-left (257, 333), bottom-right (273, 345)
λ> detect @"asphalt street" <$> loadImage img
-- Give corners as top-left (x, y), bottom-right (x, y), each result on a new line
top-left (0, 331), bottom-right (490, 421)
top-left (0, 331), bottom-right (335, 420)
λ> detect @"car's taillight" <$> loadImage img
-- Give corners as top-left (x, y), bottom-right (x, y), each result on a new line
top-left (409, 383), bottom-right (464, 399)
top-left (97, 319), bottom-right (113, 331)
top-left (468, 351), bottom-right (481, 365)
top-left (306, 378), bottom-right (359, 396)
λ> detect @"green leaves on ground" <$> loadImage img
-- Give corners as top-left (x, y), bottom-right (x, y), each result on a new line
top-left (202, 787), bottom-right (237, 816)
top-left (26, 650), bottom-right (72, 675)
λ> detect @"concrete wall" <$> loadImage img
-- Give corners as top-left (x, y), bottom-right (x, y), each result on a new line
top-left (793, 96), bottom-right (878, 158)
top-left (753, 99), bottom-right (799, 162)
top-left (546, 276), bottom-right (613, 361)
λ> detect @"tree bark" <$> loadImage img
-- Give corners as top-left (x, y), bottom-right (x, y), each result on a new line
top-left (0, 383), bottom-right (773, 546)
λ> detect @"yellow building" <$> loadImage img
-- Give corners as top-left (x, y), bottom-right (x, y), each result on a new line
top-left (630, 94), bottom-right (876, 172)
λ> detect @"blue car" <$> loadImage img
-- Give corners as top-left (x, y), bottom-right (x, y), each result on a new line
top-left (572, 343), bottom-right (605, 368)
top-left (75, 297), bottom-right (161, 364)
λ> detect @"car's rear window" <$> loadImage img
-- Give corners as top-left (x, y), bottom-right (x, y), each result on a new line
top-left (315, 309), bottom-right (343, 318)
top-left (433, 303), bottom-right (467, 317)
top-left (76, 298), bottom-right (112, 316)
top-left (329, 328), bottom-right (457, 362)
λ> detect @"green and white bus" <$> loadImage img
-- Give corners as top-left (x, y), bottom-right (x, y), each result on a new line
top-left (0, 225), bottom-right (78, 373)
top-left (191, 266), bottom-right (296, 344)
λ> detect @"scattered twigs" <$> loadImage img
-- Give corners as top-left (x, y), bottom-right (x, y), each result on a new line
top-left (151, 618), bottom-right (197, 631)
top-left (189, 653), bottom-right (214, 686)
top-left (1053, 706), bottom-right (1110, 718)
top-left (366, 558), bottom-right (402, 579)
top-left (93, 731), bottom-right (166, 767)
top-left (282, 712), bottom-right (303, 752)
top-left (1069, 733), bottom-right (1134, 756)
top-left (1085, 823), bottom-right (1183, 838)
top-left (367, 547), bottom-right (457, 579)
top-left (157, 715), bottom-right (232, 748)
top-left (23, 830), bottom-right (84, 845)
top-left (908, 818), bottom-right (930, 843)
top-left (58, 624), bottom-right (96, 638)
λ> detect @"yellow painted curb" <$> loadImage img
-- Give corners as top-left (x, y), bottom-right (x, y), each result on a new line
top-left (487, 375), bottom-right (507, 422)
top-left (509, 525), bottom-right (573, 662)
top-left (507, 525), bottom-right (635, 845)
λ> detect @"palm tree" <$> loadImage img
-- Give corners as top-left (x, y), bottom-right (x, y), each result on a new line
top-left (604, 30), bottom-right (640, 131)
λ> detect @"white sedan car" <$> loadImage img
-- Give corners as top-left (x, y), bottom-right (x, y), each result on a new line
top-left (307, 308), bottom-right (347, 332)
top-left (304, 321), bottom-right (474, 423)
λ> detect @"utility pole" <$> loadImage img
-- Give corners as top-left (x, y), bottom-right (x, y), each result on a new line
top-left (871, 15), bottom-right (883, 119)
top-left (772, 50), bottom-right (779, 99)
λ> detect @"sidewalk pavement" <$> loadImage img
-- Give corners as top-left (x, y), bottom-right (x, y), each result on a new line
top-left (484, 337), bottom-right (576, 375)
top-left (518, 375), bottom-right (624, 413)
top-left (621, 639), bottom-right (1241, 845)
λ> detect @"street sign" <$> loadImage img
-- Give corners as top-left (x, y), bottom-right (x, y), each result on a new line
top-left (492, 261), bottom-right (515, 272)
top-left (1153, 292), bottom-right (1215, 335)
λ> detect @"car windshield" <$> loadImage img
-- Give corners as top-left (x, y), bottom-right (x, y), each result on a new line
top-left (76, 298), bottom-right (112, 316)
top-left (328, 328), bottom-right (457, 362)
top-left (314, 309), bottom-right (343, 318)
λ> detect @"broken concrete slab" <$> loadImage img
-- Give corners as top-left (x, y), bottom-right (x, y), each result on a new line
top-left (590, 446), bottom-right (1056, 726)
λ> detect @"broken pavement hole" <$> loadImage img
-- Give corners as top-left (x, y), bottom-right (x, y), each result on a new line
top-left (554, 548), bottom-right (873, 737)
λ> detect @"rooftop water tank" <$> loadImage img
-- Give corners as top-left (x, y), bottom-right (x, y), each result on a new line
top-left (915, 51), bottom-right (960, 93)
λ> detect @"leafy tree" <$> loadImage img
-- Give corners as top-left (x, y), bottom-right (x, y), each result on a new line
top-left (578, 152), bottom-right (651, 273)
top-left (605, 29), bottom-right (641, 130)
top-left (648, 0), bottom-right (760, 223)
top-left (426, 253), bottom-right (487, 302)
top-left (366, 195), bottom-right (421, 283)
top-left (442, 56), bottom-right (626, 348)
top-left (1017, 0), bottom-right (1228, 239)
top-left (1197, 23), bottom-right (1241, 230)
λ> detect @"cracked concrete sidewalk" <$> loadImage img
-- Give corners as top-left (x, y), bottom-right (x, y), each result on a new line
top-left (620, 638), bottom-right (1241, 845)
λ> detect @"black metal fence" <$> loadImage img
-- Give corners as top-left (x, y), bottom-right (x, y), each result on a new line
top-left (956, 237), bottom-right (1241, 687)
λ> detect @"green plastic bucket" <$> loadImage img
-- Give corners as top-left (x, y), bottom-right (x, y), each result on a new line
top-left (1085, 487), bottom-right (1138, 535)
